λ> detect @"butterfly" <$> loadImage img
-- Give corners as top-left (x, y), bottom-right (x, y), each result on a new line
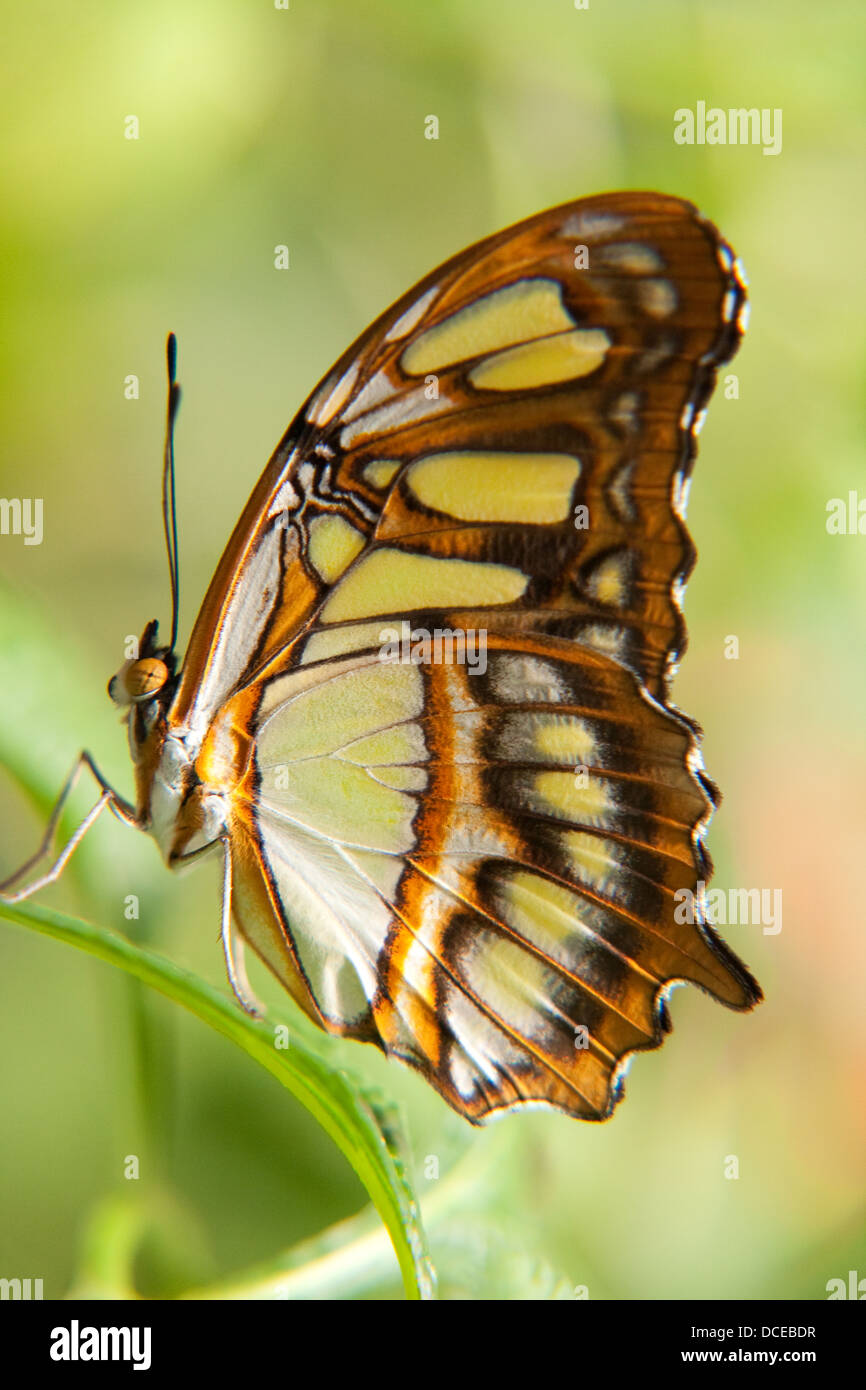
top-left (2, 191), bottom-right (761, 1123)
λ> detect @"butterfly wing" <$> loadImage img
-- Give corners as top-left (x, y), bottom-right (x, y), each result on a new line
top-left (172, 191), bottom-right (746, 727)
top-left (175, 191), bottom-right (759, 1122)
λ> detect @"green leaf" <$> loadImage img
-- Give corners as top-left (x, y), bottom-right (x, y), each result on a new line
top-left (0, 897), bottom-right (435, 1300)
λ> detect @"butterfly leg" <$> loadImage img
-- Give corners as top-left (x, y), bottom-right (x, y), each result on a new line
top-left (218, 834), bottom-right (264, 1017)
top-left (0, 751), bottom-right (137, 902)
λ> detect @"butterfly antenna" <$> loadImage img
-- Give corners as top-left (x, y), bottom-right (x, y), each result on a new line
top-left (162, 332), bottom-right (181, 657)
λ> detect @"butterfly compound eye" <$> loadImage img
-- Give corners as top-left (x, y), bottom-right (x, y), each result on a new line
top-left (108, 657), bottom-right (169, 706)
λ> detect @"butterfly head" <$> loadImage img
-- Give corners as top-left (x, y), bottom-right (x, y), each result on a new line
top-left (107, 618), bottom-right (180, 834)
top-left (108, 619), bottom-right (176, 711)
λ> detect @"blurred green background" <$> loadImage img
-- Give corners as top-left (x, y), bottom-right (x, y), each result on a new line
top-left (1, 0), bottom-right (864, 1299)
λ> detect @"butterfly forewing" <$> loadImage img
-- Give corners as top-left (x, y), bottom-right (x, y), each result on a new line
top-left (170, 191), bottom-right (758, 1122)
